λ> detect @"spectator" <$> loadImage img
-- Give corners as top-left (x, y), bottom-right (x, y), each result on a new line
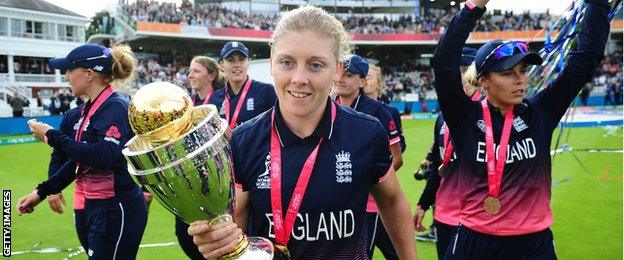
top-left (8, 90), bottom-right (29, 117)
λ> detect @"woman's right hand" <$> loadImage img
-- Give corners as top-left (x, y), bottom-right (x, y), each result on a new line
top-left (47, 193), bottom-right (66, 214)
top-left (413, 205), bottom-right (427, 232)
top-left (17, 190), bottom-right (42, 216)
top-left (188, 220), bottom-right (243, 259)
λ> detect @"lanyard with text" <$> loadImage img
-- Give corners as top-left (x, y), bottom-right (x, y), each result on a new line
top-left (224, 77), bottom-right (252, 129)
top-left (269, 102), bottom-right (337, 257)
top-left (75, 86), bottom-right (114, 174)
top-left (438, 124), bottom-right (454, 175)
top-left (480, 98), bottom-right (514, 215)
top-left (193, 88), bottom-right (213, 106)
top-left (438, 91), bottom-right (482, 175)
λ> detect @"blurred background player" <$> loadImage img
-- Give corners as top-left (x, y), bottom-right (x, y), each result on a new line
top-left (17, 44), bottom-right (148, 259)
top-left (414, 47), bottom-right (482, 259)
top-left (334, 54), bottom-right (404, 259)
top-left (209, 41), bottom-right (277, 129)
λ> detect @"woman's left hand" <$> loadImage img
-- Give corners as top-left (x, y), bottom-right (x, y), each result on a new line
top-left (27, 119), bottom-right (53, 141)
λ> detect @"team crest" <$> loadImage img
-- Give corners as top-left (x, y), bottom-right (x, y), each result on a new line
top-left (476, 119), bottom-right (485, 133)
top-left (335, 151), bottom-right (352, 183)
top-left (513, 116), bottom-right (528, 132)
top-left (255, 154), bottom-right (271, 189)
top-left (246, 98), bottom-right (255, 111)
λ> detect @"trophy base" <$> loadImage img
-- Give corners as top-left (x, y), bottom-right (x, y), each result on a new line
top-left (219, 236), bottom-right (274, 260)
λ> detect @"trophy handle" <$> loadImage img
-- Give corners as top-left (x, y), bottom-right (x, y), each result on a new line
top-left (210, 214), bottom-right (275, 260)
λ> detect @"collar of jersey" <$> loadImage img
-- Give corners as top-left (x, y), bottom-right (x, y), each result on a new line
top-left (274, 98), bottom-right (334, 147)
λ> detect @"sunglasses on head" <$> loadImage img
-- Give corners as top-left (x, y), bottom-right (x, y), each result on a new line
top-left (481, 41), bottom-right (529, 68)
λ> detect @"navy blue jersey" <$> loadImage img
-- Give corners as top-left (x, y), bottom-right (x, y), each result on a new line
top-left (39, 91), bottom-right (140, 200)
top-left (384, 104), bottom-right (406, 152)
top-left (232, 99), bottom-right (392, 259)
top-left (209, 78), bottom-right (277, 127)
top-left (347, 94), bottom-right (401, 146)
top-left (48, 107), bottom-right (81, 178)
top-left (431, 2), bottom-right (610, 235)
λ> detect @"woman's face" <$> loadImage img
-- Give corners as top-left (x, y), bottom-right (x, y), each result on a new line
top-left (188, 61), bottom-right (215, 91)
top-left (334, 71), bottom-right (364, 98)
top-left (270, 30), bottom-right (342, 120)
top-left (364, 68), bottom-right (380, 97)
top-left (65, 68), bottom-right (91, 96)
top-left (220, 53), bottom-right (249, 86)
top-left (481, 62), bottom-right (528, 108)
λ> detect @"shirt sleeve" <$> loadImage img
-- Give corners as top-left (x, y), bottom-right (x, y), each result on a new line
top-left (376, 106), bottom-right (401, 146)
top-left (371, 122), bottom-right (393, 186)
top-left (44, 100), bottom-right (134, 171)
top-left (530, 0), bottom-right (610, 129)
top-left (48, 113), bottom-right (73, 178)
top-left (431, 5), bottom-right (485, 133)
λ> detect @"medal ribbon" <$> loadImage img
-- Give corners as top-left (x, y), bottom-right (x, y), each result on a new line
top-left (75, 86), bottom-right (115, 171)
top-left (193, 88), bottom-right (213, 106)
top-left (224, 77), bottom-right (252, 129)
top-left (270, 102), bottom-right (336, 247)
top-left (441, 91), bottom-right (482, 167)
top-left (480, 99), bottom-right (514, 198)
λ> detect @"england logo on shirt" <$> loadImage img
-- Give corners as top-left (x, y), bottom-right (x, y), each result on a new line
top-left (513, 116), bottom-right (528, 132)
top-left (335, 151), bottom-right (352, 183)
top-left (246, 98), bottom-right (255, 111)
top-left (476, 119), bottom-right (485, 133)
top-left (256, 154), bottom-right (271, 189)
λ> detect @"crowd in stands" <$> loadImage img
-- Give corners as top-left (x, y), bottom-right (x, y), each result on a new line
top-left (121, 0), bottom-right (559, 34)
top-left (0, 58), bottom-right (55, 74)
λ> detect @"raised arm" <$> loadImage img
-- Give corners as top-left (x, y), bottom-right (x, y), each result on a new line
top-left (431, 0), bottom-right (487, 131)
top-left (532, 0), bottom-right (611, 129)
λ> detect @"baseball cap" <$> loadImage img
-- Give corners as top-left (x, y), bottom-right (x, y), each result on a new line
top-left (343, 54), bottom-right (369, 78)
top-left (219, 41), bottom-right (250, 61)
top-left (475, 40), bottom-right (542, 77)
top-left (49, 44), bottom-right (113, 76)
top-left (461, 47), bottom-right (477, 66)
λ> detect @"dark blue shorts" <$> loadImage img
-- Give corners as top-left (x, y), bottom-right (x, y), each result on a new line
top-left (366, 212), bottom-right (398, 260)
top-left (443, 225), bottom-right (557, 260)
top-left (84, 190), bottom-right (148, 259)
top-left (434, 220), bottom-right (458, 259)
top-left (75, 209), bottom-right (88, 251)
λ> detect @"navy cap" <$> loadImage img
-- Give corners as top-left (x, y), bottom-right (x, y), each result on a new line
top-left (49, 44), bottom-right (113, 76)
top-left (219, 41), bottom-right (249, 61)
top-left (461, 47), bottom-right (477, 66)
top-left (343, 54), bottom-right (369, 78)
top-left (475, 40), bottom-right (542, 76)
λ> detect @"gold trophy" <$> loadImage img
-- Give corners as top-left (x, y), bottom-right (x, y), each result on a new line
top-left (122, 82), bottom-right (274, 259)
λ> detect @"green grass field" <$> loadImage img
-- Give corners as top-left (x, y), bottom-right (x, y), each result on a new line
top-left (1, 119), bottom-right (622, 259)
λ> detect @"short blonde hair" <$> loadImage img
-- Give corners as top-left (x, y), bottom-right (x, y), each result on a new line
top-left (269, 5), bottom-right (352, 61)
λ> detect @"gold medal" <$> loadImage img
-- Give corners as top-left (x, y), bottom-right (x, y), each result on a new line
top-left (483, 196), bottom-right (501, 215)
top-left (275, 244), bottom-right (291, 259)
top-left (438, 164), bottom-right (447, 176)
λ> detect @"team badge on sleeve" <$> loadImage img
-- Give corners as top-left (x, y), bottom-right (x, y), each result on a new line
top-left (104, 124), bottom-right (122, 145)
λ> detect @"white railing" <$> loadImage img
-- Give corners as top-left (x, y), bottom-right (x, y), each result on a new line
top-left (14, 73), bottom-right (56, 83)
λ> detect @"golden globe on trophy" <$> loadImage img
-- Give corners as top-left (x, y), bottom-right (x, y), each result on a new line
top-left (122, 82), bottom-right (274, 259)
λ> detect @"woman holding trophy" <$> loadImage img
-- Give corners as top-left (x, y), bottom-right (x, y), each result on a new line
top-left (187, 5), bottom-right (416, 260)
top-left (17, 44), bottom-right (148, 259)
top-left (432, 0), bottom-right (610, 258)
